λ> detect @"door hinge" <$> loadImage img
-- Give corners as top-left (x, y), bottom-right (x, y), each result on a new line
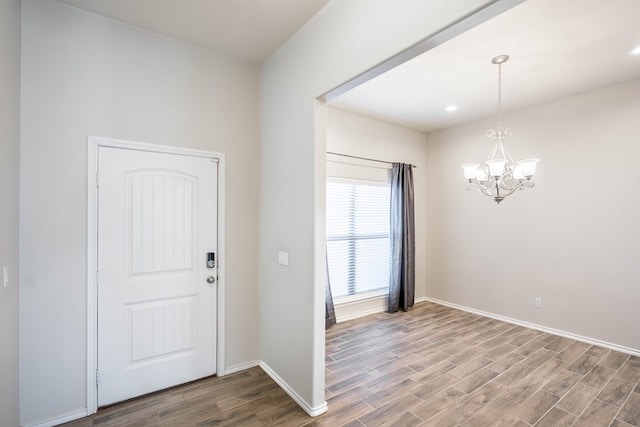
top-left (96, 171), bottom-right (100, 188)
top-left (96, 370), bottom-right (100, 386)
top-left (96, 271), bottom-right (99, 287)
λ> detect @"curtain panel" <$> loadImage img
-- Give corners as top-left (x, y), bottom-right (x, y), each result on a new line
top-left (388, 163), bottom-right (415, 312)
top-left (325, 251), bottom-right (337, 329)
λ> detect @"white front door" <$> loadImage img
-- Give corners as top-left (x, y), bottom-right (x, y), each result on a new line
top-left (97, 146), bottom-right (218, 406)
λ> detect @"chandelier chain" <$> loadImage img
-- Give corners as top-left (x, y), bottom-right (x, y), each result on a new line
top-left (497, 62), bottom-right (502, 125)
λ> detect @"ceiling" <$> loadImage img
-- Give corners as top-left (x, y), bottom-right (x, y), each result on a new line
top-left (53, 0), bottom-right (640, 133)
top-left (54, 0), bottom-right (329, 64)
top-left (330, 0), bottom-right (640, 133)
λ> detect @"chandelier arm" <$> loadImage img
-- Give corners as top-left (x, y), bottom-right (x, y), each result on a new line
top-left (481, 175), bottom-right (500, 195)
top-left (495, 180), bottom-right (534, 198)
top-left (500, 139), bottom-right (514, 164)
top-left (468, 177), bottom-right (535, 201)
top-left (504, 136), bottom-right (515, 164)
top-left (498, 141), bottom-right (507, 160)
top-left (486, 142), bottom-right (499, 162)
top-left (466, 181), bottom-right (499, 198)
top-left (499, 175), bottom-right (536, 191)
top-left (498, 176), bottom-right (514, 191)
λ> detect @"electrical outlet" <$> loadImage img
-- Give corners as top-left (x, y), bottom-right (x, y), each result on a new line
top-left (535, 297), bottom-right (542, 309)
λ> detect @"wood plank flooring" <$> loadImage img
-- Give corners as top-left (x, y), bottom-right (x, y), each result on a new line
top-left (61, 301), bottom-right (640, 426)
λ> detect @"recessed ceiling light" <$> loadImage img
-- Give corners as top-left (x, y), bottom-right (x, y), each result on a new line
top-left (446, 105), bottom-right (458, 112)
top-left (630, 46), bottom-right (640, 55)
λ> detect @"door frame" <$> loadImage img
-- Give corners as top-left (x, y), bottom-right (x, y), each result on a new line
top-left (86, 136), bottom-right (226, 415)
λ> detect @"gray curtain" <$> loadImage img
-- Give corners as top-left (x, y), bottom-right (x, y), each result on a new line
top-left (388, 163), bottom-right (415, 313)
top-left (325, 250), bottom-right (336, 329)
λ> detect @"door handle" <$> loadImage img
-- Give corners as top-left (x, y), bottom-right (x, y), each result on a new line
top-left (206, 276), bottom-right (215, 284)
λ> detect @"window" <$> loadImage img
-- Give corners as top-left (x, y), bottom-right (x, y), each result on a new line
top-left (326, 178), bottom-right (390, 299)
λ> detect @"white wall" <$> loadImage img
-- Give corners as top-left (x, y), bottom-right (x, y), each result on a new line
top-left (259, 0), bottom-right (496, 414)
top-left (326, 108), bottom-right (429, 321)
top-left (425, 79), bottom-right (640, 353)
top-left (0, 0), bottom-right (21, 426)
top-left (20, 1), bottom-right (260, 425)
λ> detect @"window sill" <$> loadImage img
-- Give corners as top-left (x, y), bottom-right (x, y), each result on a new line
top-left (334, 290), bottom-right (388, 307)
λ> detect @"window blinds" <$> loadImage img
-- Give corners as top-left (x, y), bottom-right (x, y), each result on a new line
top-left (326, 179), bottom-right (390, 298)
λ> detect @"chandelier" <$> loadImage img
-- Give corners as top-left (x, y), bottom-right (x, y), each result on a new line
top-left (461, 55), bottom-right (539, 204)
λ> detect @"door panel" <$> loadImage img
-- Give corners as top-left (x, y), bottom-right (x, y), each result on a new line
top-left (129, 172), bottom-right (195, 274)
top-left (97, 147), bottom-right (217, 406)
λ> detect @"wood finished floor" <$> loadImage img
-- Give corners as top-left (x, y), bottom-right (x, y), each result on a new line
top-left (61, 301), bottom-right (640, 426)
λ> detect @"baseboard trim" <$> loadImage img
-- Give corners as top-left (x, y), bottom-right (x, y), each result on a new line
top-left (24, 409), bottom-right (88, 427)
top-left (223, 360), bottom-right (259, 376)
top-left (425, 297), bottom-right (640, 357)
top-left (259, 361), bottom-right (327, 417)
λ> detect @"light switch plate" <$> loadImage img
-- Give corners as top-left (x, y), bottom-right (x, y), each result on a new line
top-left (3, 267), bottom-right (8, 288)
top-left (278, 251), bottom-right (289, 266)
